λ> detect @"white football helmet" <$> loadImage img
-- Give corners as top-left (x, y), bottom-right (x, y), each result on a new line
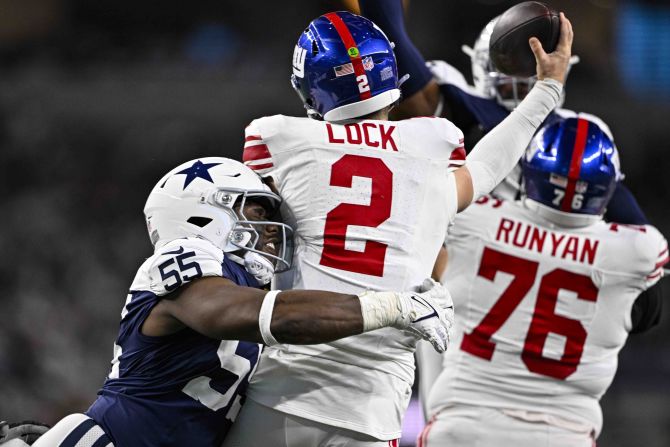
top-left (462, 17), bottom-right (578, 110)
top-left (144, 157), bottom-right (293, 281)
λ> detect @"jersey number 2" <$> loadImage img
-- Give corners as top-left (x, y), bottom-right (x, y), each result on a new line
top-left (460, 247), bottom-right (598, 380)
top-left (320, 154), bottom-right (392, 277)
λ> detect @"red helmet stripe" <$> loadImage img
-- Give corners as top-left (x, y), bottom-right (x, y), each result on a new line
top-left (561, 118), bottom-right (590, 212)
top-left (324, 12), bottom-right (372, 100)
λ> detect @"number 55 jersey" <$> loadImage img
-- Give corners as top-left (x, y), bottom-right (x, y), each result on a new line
top-left (430, 197), bottom-right (668, 436)
top-left (86, 238), bottom-right (261, 446)
top-left (241, 115), bottom-right (463, 440)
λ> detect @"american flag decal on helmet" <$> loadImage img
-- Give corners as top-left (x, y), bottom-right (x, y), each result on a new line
top-left (334, 63), bottom-right (354, 77)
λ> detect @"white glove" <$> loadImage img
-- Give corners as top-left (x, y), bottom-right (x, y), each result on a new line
top-left (395, 278), bottom-right (455, 353)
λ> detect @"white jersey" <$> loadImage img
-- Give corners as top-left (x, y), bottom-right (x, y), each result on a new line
top-left (241, 114), bottom-right (464, 439)
top-left (429, 197), bottom-right (668, 436)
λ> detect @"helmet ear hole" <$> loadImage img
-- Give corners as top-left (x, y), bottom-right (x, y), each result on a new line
top-left (311, 40), bottom-right (319, 56)
top-left (187, 216), bottom-right (213, 228)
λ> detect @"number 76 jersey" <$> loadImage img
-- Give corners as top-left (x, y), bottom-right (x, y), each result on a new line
top-left (430, 197), bottom-right (668, 436)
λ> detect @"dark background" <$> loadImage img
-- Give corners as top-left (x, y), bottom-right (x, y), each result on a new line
top-left (0, 0), bottom-right (668, 445)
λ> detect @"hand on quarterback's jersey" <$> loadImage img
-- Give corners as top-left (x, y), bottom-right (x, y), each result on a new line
top-left (0, 421), bottom-right (50, 446)
top-left (396, 279), bottom-right (455, 353)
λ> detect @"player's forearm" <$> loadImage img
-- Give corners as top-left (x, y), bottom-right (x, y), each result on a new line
top-left (465, 79), bottom-right (562, 201)
top-left (269, 291), bottom-right (364, 344)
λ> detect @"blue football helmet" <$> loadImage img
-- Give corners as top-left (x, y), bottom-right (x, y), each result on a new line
top-left (291, 11), bottom-right (401, 122)
top-left (522, 117), bottom-right (620, 226)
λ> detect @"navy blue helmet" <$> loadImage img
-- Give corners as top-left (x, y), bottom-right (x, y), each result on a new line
top-left (523, 117), bottom-right (620, 218)
top-left (291, 11), bottom-right (401, 122)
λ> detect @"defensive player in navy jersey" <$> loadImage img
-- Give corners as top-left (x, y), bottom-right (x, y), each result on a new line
top-left (359, 0), bottom-right (665, 337)
top-left (359, 0), bottom-right (648, 225)
top-left (23, 157), bottom-right (454, 447)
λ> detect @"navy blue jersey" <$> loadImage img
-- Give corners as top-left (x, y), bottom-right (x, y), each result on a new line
top-left (87, 238), bottom-right (261, 447)
top-left (428, 60), bottom-right (648, 226)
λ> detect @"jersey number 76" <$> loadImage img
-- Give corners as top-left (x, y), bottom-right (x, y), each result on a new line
top-left (461, 247), bottom-right (599, 380)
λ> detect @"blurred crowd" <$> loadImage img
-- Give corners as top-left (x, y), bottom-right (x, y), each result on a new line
top-left (0, 1), bottom-right (668, 445)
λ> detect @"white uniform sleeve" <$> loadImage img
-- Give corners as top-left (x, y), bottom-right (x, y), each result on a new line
top-left (242, 117), bottom-right (279, 177)
top-left (147, 239), bottom-right (225, 296)
top-left (466, 79), bottom-right (563, 200)
top-left (427, 60), bottom-right (476, 93)
top-left (638, 226), bottom-right (669, 289)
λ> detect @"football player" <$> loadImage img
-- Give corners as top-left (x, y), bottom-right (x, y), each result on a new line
top-left (223, 10), bottom-right (573, 447)
top-left (358, 0), bottom-right (649, 223)
top-left (25, 157), bottom-right (454, 447)
top-left (416, 118), bottom-right (668, 446)
top-left (360, 0), bottom-right (665, 359)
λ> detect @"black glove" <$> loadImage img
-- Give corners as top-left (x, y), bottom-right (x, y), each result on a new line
top-left (0, 421), bottom-right (50, 445)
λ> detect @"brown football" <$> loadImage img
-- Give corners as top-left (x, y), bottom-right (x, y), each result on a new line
top-left (489, 1), bottom-right (560, 77)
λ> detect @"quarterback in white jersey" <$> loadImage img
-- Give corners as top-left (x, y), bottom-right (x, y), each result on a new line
top-left (418, 118), bottom-right (669, 447)
top-left (223, 9), bottom-right (574, 447)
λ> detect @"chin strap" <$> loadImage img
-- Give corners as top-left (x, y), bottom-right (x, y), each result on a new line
top-left (243, 252), bottom-right (275, 285)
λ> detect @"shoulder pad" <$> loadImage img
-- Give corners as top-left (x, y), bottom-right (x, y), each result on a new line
top-left (134, 238), bottom-right (224, 296)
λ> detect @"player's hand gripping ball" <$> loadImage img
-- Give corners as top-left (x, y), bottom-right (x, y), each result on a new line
top-left (489, 1), bottom-right (561, 77)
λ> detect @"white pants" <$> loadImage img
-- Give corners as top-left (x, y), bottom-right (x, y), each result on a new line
top-left (32, 414), bottom-right (113, 447)
top-left (418, 405), bottom-right (595, 447)
top-left (222, 399), bottom-right (399, 447)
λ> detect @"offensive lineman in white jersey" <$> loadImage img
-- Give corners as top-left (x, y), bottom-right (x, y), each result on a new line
top-left (223, 10), bottom-right (574, 446)
top-left (417, 118), bottom-right (668, 446)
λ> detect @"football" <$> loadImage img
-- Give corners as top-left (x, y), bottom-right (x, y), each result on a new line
top-left (489, 1), bottom-right (560, 77)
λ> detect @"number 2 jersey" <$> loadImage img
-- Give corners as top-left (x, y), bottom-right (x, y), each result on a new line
top-left (429, 197), bottom-right (668, 436)
top-left (86, 238), bottom-right (261, 447)
top-left (242, 115), bottom-right (463, 439)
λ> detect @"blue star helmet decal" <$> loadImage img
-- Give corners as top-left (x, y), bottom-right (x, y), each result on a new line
top-left (174, 160), bottom-right (221, 189)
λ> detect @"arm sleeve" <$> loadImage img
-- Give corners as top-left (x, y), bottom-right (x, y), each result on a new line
top-left (604, 182), bottom-right (649, 225)
top-left (358, 0), bottom-right (434, 99)
top-left (630, 277), bottom-right (665, 334)
top-left (466, 79), bottom-right (563, 200)
top-left (242, 118), bottom-right (276, 177)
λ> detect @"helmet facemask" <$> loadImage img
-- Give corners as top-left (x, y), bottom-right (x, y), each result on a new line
top-left (205, 187), bottom-right (294, 275)
top-left (463, 17), bottom-right (578, 111)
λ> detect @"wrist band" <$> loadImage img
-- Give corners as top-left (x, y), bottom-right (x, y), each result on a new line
top-left (259, 290), bottom-right (281, 346)
top-left (357, 290), bottom-right (403, 331)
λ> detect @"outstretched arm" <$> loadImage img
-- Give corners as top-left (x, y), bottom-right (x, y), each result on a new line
top-left (358, 0), bottom-right (440, 118)
top-left (147, 276), bottom-right (454, 352)
top-left (156, 276), bottom-right (363, 344)
top-left (454, 13), bottom-right (574, 211)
